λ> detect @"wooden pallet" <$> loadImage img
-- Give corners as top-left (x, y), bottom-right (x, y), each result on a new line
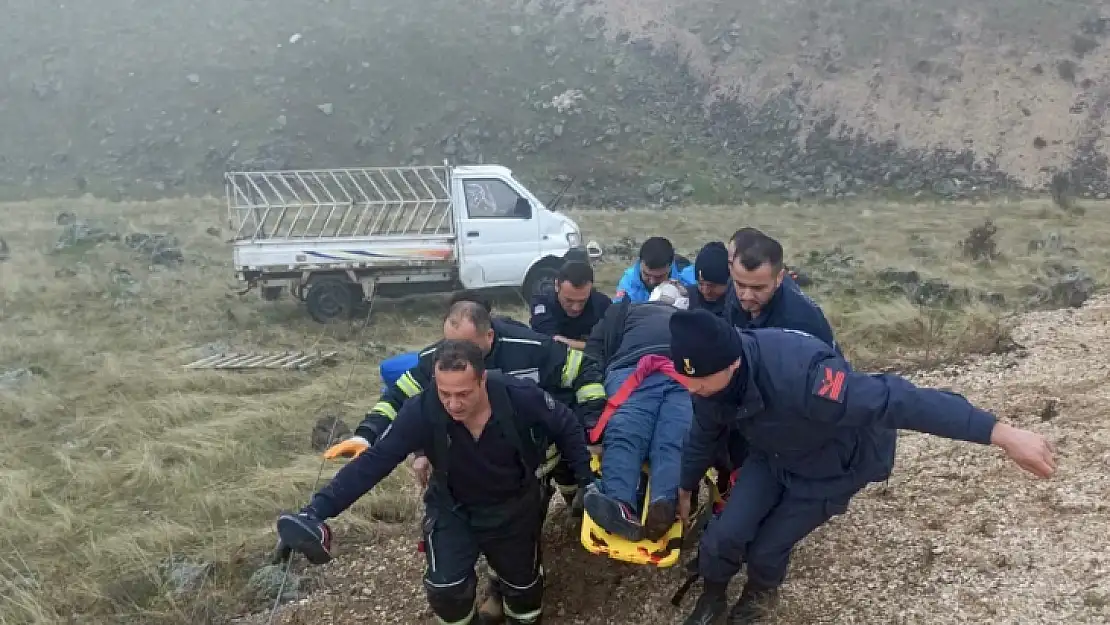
top-left (183, 350), bottom-right (338, 371)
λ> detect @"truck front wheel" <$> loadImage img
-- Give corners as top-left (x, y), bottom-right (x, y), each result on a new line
top-left (522, 262), bottom-right (560, 302)
top-left (306, 277), bottom-right (357, 323)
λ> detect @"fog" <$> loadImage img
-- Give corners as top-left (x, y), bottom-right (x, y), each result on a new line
top-left (2, 1), bottom-right (1107, 205)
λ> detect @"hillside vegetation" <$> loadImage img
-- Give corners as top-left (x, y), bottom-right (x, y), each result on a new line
top-left (0, 195), bottom-right (1106, 623)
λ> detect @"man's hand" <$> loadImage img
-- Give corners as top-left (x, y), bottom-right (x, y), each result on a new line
top-left (553, 335), bottom-right (587, 351)
top-left (323, 436), bottom-right (370, 460)
top-left (677, 488), bottom-right (693, 527)
top-left (411, 455), bottom-right (432, 489)
top-left (274, 508), bottom-right (333, 565)
top-left (990, 422), bottom-right (1057, 478)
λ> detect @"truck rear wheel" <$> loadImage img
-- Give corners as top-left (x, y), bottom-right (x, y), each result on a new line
top-left (306, 277), bottom-right (357, 323)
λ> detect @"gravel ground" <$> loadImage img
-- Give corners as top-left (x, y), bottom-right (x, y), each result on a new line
top-left (239, 296), bottom-right (1110, 625)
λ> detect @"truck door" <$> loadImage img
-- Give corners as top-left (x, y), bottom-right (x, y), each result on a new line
top-left (456, 178), bottom-right (541, 286)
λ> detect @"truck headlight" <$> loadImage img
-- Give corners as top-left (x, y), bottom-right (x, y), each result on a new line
top-left (566, 232), bottom-right (581, 247)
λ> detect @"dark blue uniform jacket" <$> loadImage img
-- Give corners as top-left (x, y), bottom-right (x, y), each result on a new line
top-left (310, 373), bottom-right (594, 519)
top-left (689, 289), bottom-right (727, 318)
top-left (724, 273), bottom-right (841, 355)
top-left (680, 328), bottom-right (997, 499)
top-left (529, 289), bottom-right (612, 341)
top-left (584, 300), bottom-right (676, 376)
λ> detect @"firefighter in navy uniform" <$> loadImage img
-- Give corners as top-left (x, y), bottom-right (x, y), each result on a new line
top-left (274, 340), bottom-right (595, 625)
top-left (323, 301), bottom-right (605, 621)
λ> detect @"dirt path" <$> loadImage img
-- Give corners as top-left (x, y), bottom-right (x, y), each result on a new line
top-left (240, 296), bottom-right (1110, 624)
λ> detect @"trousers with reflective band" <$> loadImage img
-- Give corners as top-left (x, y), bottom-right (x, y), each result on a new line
top-left (422, 483), bottom-right (545, 624)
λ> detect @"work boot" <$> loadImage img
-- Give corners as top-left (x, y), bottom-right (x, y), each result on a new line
top-left (643, 498), bottom-right (676, 542)
top-left (682, 580), bottom-right (729, 625)
top-left (583, 483), bottom-right (644, 542)
top-left (726, 582), bottom-right (779, 624)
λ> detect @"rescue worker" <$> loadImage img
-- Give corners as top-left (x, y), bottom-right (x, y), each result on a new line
top-left (668, 309), bottom-right (1057, 624)
top-left (326, 301), bottom-right (606, 622)
top-left (614, 236), bottom-right (696, 303)
top-left (687, 241), bottom-right (730, 317)
top-left (324, 301), bottom-right (606, 475)
top-left (581, 281), bottom-right (694, 542)
top-left (273, 339), bottom-right (595, 625)
top-left (723, 227), bottom-right (838, 353)
top-left (707, 229), bottom-right (842, 509)
top-left (529, 260), bottom-right (612, 351)
top-left (378, 290), bottom-right (528, 391)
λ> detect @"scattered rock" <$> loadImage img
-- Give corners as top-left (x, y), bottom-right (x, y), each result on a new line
top-left (1056, 59), bottom-right (1078, 83)
top-left (311, 415), bottom-right (352, 452)
top-left (0, 368), bottom-right (38, 391)
top-left (124, 232), bottom-right (184, 266)
top-left (186, 73), bottom-right (201, 85)
top-left (56, 212), bottom-right (77, 225)
top-left (1027, 232), bottom-right (1078, 256)
top-left (206, 226), bottom-right (221, 236)
top-left (1045, 270), bottom-right (1095, 308)
top-left (109, 267), bottom-right (142, 296)
top-left (248, 564), bottom-right (302, 602)
top-left (606, 236), bottom-right (639, 261)
top-left (161, 557), bottom-right (212, 596)
top-left (55, 220), bottom-right (119, 251)
top-left (1071, 35), bottom-right (1099, 57)
top-left (316, 103), bottom-right (334, 116)
top-left (0, 237), bottom-right (8, 262)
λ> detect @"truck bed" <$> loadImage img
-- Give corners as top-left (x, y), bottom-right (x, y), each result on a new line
top-left (233, 236), bottom-right (456, 275)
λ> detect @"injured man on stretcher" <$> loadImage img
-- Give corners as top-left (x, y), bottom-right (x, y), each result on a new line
top-left (581, 280), bottom-right (695, 542)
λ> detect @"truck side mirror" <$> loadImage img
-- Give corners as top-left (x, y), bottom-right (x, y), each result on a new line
top-left (513, 197), bottom-right (532, 218)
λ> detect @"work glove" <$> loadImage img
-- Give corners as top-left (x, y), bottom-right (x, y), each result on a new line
top-left (323, 435), bottom-right (370, 460)
top-left (272, 507), bottom-right (333, 565)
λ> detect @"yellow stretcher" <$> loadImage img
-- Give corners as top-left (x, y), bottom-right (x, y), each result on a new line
top-left (579, 446), bottom-right (723, 568)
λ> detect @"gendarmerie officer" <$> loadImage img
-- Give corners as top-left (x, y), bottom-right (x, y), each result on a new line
top-left (274, 339), bottom-right (595, 625)
top-left (668, 309), bottom-right (1057, 624)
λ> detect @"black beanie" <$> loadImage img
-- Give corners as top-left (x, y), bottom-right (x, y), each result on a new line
top-left (694, 242), bottom-right (730, 285)
top-left (669, 309), bottom-right (743, 377)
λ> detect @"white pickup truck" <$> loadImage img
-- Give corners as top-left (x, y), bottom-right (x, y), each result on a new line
top-left (225, 164), bottom-right (602, 323)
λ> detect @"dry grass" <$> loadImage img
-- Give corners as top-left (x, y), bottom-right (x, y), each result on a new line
top-left (0, 195), bottom-right (1107, 624)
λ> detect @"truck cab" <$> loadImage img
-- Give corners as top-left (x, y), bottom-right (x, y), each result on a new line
top-left (225, 165), bottom-right (601, 323)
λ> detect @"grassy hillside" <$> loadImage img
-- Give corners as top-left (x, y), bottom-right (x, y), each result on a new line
top-left (0, 194), bottom-right (1105, 622)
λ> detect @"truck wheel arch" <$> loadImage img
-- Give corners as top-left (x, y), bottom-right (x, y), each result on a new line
top-left (521, 256), bottom-right (564, 302)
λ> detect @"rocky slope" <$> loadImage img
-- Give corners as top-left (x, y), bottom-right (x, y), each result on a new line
top-left (2, 1), bottom-right (1109, 206)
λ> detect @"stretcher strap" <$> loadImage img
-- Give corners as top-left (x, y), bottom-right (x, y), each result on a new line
top-left (589, 354), bottom-right (684, 444)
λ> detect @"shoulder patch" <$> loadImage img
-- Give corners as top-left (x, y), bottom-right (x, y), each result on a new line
top-left (533, 304), bottom-right (546, 315)
top-left (812, 365), bottom-right (847, 403)
top-left (543, 390), bottom-right (556, 410)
